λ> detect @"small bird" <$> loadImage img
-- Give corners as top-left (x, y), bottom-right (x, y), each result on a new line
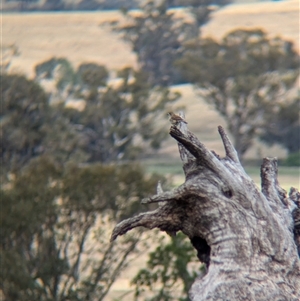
top-left (167, 112), bottom-right (188, 125)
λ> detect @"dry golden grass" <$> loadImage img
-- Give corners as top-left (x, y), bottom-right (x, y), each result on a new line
top-left (160, 83), bottom-right (289, 161)
top-left (2, 0), bottom-right (299, 77)
top-left (4, 2), bottom-right (295, 160)
top-left (202, 0), bottom-right (299, 50)
top-left (2, 11), bottom-right (136, 77)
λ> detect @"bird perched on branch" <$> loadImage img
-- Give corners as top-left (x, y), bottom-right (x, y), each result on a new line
top-left (168, 112), bottom-right (188, 125)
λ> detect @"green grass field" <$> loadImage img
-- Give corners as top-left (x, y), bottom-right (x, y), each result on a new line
top-left (143, 159), bottom-right (299, 191)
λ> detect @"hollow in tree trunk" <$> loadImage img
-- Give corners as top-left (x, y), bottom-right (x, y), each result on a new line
top-left (111, 117), bottom-right (300, 301)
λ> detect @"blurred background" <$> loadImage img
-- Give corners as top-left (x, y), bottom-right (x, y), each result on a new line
top-left (1, 0), bottom-right (299, 300)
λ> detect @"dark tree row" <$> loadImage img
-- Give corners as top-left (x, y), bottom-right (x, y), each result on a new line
top-left (1, 61), bottom-right (180, 174)
top-left (3, 0), bottom-right (227, 12)
top-left (1, 59), bottom-right (177, 299)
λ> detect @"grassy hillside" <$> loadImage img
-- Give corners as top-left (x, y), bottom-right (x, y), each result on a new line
top-left (3, 0), bottom-right (298, 77)
top-left (2, 0), bottom-right (297, 162)
top-left (202, 0), bottom-right (299, 47)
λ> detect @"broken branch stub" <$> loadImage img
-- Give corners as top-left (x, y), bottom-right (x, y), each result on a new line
top-left (111, 120), bottom-right (300, 301)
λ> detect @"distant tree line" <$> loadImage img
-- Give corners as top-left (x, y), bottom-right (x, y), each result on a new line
top-left (0, 57), bottom-right (178, 300)
top-left (3, 0), bottom-right (138, 11)
top-left (1, 156), bottom-right (164, 301)
top-left (2, 59), bottom-right (179, 174)
top-left (2, 0), bottom-right (228, 12)
top-left (176, 29), bottom-right (299, 159)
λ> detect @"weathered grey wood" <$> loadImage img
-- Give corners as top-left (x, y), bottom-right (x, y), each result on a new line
top-left (111, 121), bottom-right (300, 301)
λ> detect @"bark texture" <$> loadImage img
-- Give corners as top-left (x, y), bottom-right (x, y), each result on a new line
top-left (111, 119), bottom-right (300, 301)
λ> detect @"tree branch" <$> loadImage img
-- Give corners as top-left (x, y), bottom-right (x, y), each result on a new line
top-left (111, 204), bottom-right (183, 242)
top-left (141, 183), bottom-right (195, 204)
top-left (169, 126), bottom-right (223, 175)
top-left (218, 125), bottom-right (240, 164)
top-left (289, 187), bottom-right (300, 256)
top-left (99, 241), bottom-right (137, 300)
top-left (261, 157), bottom-right (287, 207)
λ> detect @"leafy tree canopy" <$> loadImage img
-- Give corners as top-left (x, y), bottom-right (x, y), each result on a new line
top-left (114, 0), bottom-right (230, 86)
top-left (176, 29), bottom-right (299, 159)
top-left (0, 44), bottom-right (20, 73)
top-left (132, 232), bottom-right (204, 301)
top-left (35, 57), bottom-right (76, 91)
top-left (0, 73), bottom-right (87, 176)
top-left (2, 58), bottom-right (180, 174)
top-left (1, 156), bottom-right (164, 301)
top-left (1, 73), bottom-right (50, 172)
top-left (77, 62), bottom-right (109, 88)
top-left (178, 29), bottom-right (298, 87)
top-left (74, 68), bottom-right (180, 162)
top-left (1, 60), bottom-right (175, 300)
top-left (260, 94), bottom-right (300, 155)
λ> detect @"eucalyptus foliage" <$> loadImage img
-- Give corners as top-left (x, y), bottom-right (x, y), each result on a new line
top-left (1, 158), bottom-right (163, 301)
top-left (177, 29), bottom-right (299, 159)
top-left (114, 0), bottom-right (229, 86)
top-left (35, 59), bottom-right (180, 162)
top-left (132, 233), bottom-right (204, 301)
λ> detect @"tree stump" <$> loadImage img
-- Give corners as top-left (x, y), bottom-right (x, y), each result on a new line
top-left (111, 119), bottom-right (300, 301)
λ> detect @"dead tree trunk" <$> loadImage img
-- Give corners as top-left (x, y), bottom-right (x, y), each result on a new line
top-left (111, 118), bottom-right (300, 301)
